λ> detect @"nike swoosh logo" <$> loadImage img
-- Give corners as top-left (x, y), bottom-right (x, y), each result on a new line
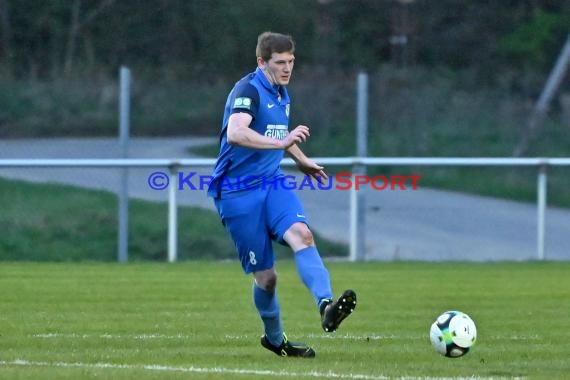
top-left (296, 213), bottom-right (305, 218)
top-left (267, 103), bottom-right (275, 109)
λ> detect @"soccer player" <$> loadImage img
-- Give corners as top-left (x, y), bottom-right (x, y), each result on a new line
top-left (208, 31), bottom-right (356, 358)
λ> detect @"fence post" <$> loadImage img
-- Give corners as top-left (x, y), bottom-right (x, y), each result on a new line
top-left (537, 164), bottom-right (547, 260)
top-left (350, 72), bottom-right (368, 262)
top-left (118, 66), bottom-right (131, 263)
top-left (167, 164), bottom-right (179, 263)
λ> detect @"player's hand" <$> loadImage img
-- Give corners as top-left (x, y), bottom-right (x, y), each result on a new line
top-left (280, 125), bottom-right (310, 150)
top-left (298, 159), bottom-right (329, 183)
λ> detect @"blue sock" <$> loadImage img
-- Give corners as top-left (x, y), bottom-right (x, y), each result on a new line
top-left (253, 283), bottom-right (283, 347)
top-left (294, 246), bottom-right (333, 308)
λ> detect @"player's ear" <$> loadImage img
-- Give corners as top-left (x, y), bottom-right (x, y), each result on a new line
top-left (257, 57), bottom-right (266, 70)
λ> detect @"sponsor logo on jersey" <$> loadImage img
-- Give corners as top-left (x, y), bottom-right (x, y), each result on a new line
top-left (264, 124), bottom-right (288, 140)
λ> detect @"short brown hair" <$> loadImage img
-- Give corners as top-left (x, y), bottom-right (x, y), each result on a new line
top-left (256, 32), bottom-right (295, 61)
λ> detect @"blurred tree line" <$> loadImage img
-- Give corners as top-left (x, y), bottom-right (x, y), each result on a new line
top-left (1, 0), bottom-right (568, 83)
top-left (0, 0), bottom-right (569, 157)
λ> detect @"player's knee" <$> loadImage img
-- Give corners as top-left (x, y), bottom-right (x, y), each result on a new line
top-left (255, 270), bottom-right (277, 292)
top-left (290, 222), bottom-right (314, 246)
top-left (265, 274), bottom-right (277, 292)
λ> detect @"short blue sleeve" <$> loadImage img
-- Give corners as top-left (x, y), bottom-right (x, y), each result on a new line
top-left (230, 82), bottom-right (259, 119)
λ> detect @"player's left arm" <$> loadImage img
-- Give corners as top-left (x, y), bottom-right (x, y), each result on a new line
top-left (286, 143), bottom-right (328, 182)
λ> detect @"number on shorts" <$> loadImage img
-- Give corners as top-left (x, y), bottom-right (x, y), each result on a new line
top-left (248, 250), bottom-right (257, 265)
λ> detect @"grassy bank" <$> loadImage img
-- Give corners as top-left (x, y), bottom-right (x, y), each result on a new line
top-left (0, 177), bottom-right (346, 261)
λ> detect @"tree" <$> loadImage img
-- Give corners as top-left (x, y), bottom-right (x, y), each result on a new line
top-left (63, 0), bottom-right (115, 77)
top-left (0, 0), bottom-right (13, 76)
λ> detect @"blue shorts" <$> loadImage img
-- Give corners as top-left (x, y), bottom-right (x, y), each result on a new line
top-left (214, 186), bottom-right (308, 273)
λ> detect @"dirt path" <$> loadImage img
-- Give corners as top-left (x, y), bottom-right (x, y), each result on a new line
top-left (1, 137), bottom-right (569, 261)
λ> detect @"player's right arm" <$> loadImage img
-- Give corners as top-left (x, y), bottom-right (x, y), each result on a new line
top-left (227, 114), bottom-right (309, 150)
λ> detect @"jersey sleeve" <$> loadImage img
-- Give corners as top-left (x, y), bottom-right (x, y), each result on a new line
top-left (230, 82), bottom-right (259, 119)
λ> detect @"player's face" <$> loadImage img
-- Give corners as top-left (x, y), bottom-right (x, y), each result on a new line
top-left (260, 52), bottom-right (295, 86)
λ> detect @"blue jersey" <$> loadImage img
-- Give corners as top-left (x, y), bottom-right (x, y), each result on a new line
top-left (208, 67), bottom-right (291, 198)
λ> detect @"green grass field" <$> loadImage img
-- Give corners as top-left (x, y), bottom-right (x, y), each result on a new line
top-left (1, 261), bottom-right (568, 379)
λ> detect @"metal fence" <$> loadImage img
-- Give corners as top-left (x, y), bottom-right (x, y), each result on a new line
top-left (1, 156), bottom-right (569, 262)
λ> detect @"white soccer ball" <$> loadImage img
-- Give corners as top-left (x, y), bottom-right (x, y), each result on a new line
top-left (429, 310), bottom-right (477, 358)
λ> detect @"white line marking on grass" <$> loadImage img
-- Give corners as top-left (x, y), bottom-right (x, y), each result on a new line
top-left (226, 333), bottom-right (541, 342)
top-left (224, 334), bottom-right (409, 341)
top-left (31, 332), bottom-right (542, 342)
top-left (0, 359), bottom-right (524, 380)
top-left (31, 333), bottom-right (192, 340)
top-left (489, 335), bottom-right (541, 341)
top-left (0, 359), bottom-right (520, 380)
top-left (307, 334), bottom-right (406, 341)
top-left (1, 359), bottom-right (392, 379)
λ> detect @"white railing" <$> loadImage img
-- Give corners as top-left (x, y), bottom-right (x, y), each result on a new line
top-left (2, 157), bottom-right (570, 262)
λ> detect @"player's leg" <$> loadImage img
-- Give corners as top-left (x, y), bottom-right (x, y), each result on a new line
top-left (215, 191), bottom-right (314, 357)
top-left (266, 186), bottom-right (357, 333)
top-left (283, 222), bottom-right (334, 306)
top-left (252, 267), bottom-right (283, 348)
top-left (215, 192), bottom-right (283, 347)
top-left (285, 223), bottom-right (356, 332)
top-left (266, 185), bottom-right (333, 306)
top-left (255, 267), bottom-right (315, 358)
